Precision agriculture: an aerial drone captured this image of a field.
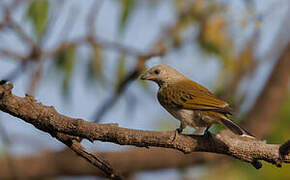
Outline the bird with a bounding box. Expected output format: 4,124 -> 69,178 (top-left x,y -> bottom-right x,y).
140,64 -> 254,138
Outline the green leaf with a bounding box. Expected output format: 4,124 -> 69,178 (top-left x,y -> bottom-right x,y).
116,55 -> 126,87
198,38 -> 222,55
87,45 -> 105,85
119,0 -> 136,33
26,0 -> 49,38
55,44 -> 76,95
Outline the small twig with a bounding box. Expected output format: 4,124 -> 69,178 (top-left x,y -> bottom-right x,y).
87,0 -> 104,39
56,136 -> 123,180
42,36 -> 142,59
0,49 -> 26,62
6,15 -> 34,48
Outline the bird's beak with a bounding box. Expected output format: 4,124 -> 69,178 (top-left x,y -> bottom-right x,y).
140,73 -> 150,80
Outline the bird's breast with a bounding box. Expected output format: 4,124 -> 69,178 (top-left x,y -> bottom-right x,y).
169,108 -> 194,123
157,87 -> 181,108
163,107 -> 214,128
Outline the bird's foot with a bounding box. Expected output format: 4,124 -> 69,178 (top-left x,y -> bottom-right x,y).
203,126 -> 212,138
176,127 -> 183,134
172,128 -> 183,142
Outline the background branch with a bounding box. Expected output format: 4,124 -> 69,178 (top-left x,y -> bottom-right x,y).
0,148 -> 224,179
241,43 -> 290,138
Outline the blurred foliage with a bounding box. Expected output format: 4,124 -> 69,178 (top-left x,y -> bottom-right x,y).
171,0 -> 221,48
26,0 -> 49,38
116,55 -> 127,87
268,94 -> 290,144
215,40 -> 255,102
55,44 -> 77,95
119,0 -> 136,33
198,14 -> 233,59
87,45 -> 105,86
171,0 -> 255,98
22,0 -> 259,100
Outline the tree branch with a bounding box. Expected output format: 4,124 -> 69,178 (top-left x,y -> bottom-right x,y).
0,83 -> 288,170
55,134 -> 123,180
0,148 -> 224,179
0,84 -> 123,179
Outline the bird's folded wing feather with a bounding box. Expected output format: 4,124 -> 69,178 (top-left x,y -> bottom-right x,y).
158,80 -> 232,114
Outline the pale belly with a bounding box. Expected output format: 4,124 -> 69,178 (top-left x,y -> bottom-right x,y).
166,108 -> 217,128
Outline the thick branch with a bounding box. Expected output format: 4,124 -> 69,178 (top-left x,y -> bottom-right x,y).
0,83 -> 289,169
0,84 -> 122,179
0,148 -> 224,179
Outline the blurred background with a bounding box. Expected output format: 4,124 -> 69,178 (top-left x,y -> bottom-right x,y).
0,0 -> 289,179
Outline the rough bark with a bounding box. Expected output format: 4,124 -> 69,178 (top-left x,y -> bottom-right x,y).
0,83 -> 289,172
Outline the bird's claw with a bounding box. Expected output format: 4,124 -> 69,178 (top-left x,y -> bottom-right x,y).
172,128 -> 182,142
176,127 -> 183,134
203,129 -> 212,138
202,126 -> 212,137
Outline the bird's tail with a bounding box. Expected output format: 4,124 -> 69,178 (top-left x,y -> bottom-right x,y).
219,117 -> 255,138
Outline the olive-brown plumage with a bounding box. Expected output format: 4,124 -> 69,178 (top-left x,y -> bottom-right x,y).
141,65 -> 253,137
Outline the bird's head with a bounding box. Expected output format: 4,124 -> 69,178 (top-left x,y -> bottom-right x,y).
140,65 -> 185,87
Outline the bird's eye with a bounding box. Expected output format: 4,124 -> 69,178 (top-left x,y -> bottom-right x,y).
154,69 -> 160,75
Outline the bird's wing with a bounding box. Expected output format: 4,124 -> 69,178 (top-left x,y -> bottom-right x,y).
158,79 -> 232,115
